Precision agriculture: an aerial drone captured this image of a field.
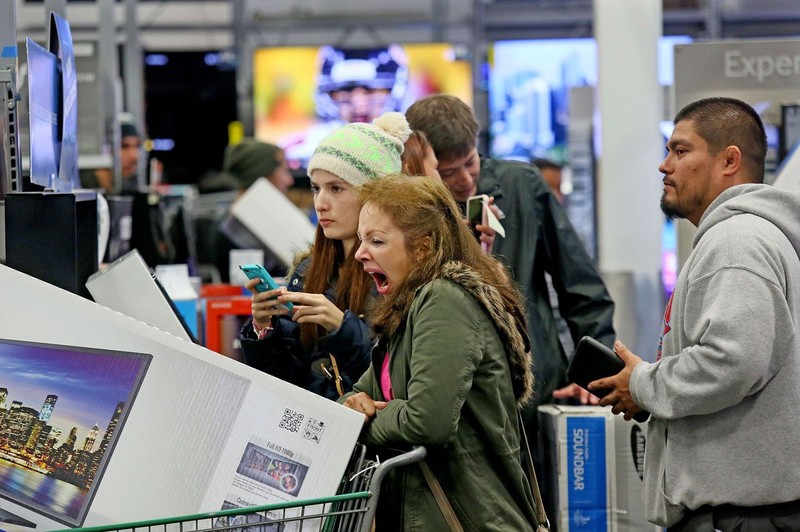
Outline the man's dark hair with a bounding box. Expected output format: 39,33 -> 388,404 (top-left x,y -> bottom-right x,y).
674,97 -> 767,182
406,95 -> 478,162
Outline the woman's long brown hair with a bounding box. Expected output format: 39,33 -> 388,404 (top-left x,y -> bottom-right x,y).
299,224 -> 374,349
357,174 -> 527,339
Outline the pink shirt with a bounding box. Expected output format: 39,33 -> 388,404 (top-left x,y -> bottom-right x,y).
380,351 -> 394,400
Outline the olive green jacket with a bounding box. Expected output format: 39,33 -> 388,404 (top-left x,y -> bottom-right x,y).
344,262 -> 537,531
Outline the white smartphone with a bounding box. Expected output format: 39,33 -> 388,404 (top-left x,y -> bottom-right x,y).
466,194 -> 489,242
466,194 -> 489,228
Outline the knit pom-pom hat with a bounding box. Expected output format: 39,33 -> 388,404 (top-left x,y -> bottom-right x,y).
306,112 -> 412,186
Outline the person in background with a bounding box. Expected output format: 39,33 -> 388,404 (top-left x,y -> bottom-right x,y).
81,114 -> 142,193
589,96 -> 800,531
343,174 -> 537,530
406,94 -> 615,472
239,112 -> 412,400
195,139 -> 294,282
199,139 -> 294,195
119,115 -> 142,192
532,157 -> 564,204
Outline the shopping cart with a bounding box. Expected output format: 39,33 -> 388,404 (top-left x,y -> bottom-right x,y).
63,445 -> 426,532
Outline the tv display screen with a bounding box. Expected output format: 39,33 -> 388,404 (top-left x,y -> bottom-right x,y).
26,38 -> 61,191
487,35 -> 692,162
253,43 -> 473,169
0,339 -> 151,527
50,12 -> 80,192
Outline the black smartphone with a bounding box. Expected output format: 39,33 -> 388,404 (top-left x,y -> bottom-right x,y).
567,336 -> 650,422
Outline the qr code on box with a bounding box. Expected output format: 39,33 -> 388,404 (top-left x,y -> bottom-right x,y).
279,408 -> 304,433
302,418 -> 325,444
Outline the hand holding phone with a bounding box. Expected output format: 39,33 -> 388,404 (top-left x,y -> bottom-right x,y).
567,336 -> 650,422
466,194 -> 490,251
466,194 -> 489,228
239,264 -> 294,312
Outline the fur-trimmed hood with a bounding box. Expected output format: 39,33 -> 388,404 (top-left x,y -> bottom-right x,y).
438,261 -> 534,406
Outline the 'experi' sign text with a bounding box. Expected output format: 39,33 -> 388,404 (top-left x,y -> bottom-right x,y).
676,39 -> 800,92
725,50 -> 800,83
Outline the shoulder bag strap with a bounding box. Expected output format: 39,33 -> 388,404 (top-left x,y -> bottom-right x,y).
419,459 -> 464,532
518,411 -> 551,531
327,354 -> 345,397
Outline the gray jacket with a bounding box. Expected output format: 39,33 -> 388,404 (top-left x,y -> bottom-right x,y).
630,184 -> 800,526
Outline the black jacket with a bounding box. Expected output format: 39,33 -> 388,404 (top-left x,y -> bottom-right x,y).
238,257 -> 373,400
478,158 -> 616,414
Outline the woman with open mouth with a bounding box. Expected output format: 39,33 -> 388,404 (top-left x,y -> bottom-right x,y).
342,175 -> 540,531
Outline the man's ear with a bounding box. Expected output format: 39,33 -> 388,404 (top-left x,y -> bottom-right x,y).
722,145 -> 742,177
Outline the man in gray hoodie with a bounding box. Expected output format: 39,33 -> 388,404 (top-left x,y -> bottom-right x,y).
589,97 -> 800,530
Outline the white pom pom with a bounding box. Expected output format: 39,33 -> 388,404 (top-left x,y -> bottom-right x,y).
373,112 -> 412,144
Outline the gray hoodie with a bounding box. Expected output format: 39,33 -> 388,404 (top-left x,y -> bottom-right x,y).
629,183 -> 800,526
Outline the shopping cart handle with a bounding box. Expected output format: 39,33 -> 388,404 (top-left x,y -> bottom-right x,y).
369,446 -> 426,490
355,446 -> 427,531
384,446 -> 427,468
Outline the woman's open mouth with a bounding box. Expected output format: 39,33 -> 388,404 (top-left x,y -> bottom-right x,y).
368,271 -> 390,295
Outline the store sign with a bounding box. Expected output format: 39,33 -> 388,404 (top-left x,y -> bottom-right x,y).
675,39 -> 800,94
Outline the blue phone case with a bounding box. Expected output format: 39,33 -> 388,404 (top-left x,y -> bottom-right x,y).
239,264 -> 293,311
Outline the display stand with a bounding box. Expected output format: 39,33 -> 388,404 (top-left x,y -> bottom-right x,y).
4,190 -> 98,298
0,0 -> 21,200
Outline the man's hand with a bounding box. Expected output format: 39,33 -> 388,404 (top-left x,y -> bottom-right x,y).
588,340 -> 644,421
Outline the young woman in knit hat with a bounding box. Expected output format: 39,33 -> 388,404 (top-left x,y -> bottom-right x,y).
238,112 -> 411,400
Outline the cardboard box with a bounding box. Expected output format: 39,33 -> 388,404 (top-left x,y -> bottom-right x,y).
86,249 -> 197,343
0,263 -> 364,531
538,405 -> 660,532
229,178 -> 315,269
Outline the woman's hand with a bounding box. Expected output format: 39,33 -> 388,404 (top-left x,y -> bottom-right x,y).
343,392 -> 388,424
247,278 -> 290,329
277,292 -> 345,332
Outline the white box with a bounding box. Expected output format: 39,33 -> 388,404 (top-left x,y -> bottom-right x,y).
229,178 -> 316,269
538,405 -> 660,532
0,263 -> 363,531
86,249 -> 197,343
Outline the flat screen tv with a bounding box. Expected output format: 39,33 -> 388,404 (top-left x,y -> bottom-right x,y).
49,12 -> 79,192
23,13 -> 79,193
26,37 -> 61,191
487,35 -> 692,162
253,43 -> 473,170
0,339 -> 151,527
